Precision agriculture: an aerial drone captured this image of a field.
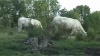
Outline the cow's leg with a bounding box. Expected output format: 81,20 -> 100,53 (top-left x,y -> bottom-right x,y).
65,32 -> 69,39
68,29 -> 75,39
54,25 -> 59,34
18,25 -> 22,32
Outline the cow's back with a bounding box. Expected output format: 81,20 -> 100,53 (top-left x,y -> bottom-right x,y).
18,17 -> 30,26
30,19 -> 43,29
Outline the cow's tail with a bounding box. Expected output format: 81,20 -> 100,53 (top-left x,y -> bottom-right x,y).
80,25 -> 87,36
40,25 -> 43,30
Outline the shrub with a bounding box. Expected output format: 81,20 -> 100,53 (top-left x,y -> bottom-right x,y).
94,34 -> 100,41
76,34 -> 84,41
27,24 -> 44,37
84,28 -> 95,41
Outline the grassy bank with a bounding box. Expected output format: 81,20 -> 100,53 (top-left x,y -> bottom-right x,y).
0,31 -> 100,56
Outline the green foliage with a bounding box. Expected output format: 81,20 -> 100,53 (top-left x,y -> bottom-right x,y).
33,0 -> 60,29
85,28 -> 95,41
73,5 -> 90,16
0,0 -> 26,28
85,11 -> 100,41
26,24 -> 44,37
95,35 -> 100,41
59,8 -> 68,17
51,32 -> 61,40
0,0 -> 60,30
90,11 -> 100,32
76,35 -> 84,41
59,8 -> 79,19
67,10 -> 80,19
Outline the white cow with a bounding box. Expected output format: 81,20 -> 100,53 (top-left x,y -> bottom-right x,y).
50,16 -> 87,38
18,17 -> 43,32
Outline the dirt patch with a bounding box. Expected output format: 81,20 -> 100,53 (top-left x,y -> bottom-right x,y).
85,47 -> 100,56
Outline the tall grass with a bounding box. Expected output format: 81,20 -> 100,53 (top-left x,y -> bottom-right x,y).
0,31 -> 33,56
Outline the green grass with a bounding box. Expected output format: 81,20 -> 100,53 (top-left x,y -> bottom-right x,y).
0,29 -> 100,56
51,40 -> 100,55
0,32 -> 35,56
